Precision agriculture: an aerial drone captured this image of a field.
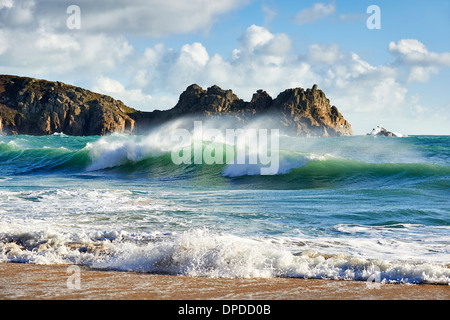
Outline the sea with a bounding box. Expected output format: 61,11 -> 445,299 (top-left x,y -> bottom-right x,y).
1,119 -> 449,285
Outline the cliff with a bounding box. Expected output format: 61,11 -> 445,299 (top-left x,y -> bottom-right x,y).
0,75 -> 136,136
0,75 -> 353,137
135,83 -> 353,136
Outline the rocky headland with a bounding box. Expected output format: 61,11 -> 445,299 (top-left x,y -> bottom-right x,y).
0,74 -> 353,137
0,75 -> 136,136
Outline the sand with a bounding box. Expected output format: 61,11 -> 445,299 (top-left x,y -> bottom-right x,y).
0,262 -> 449,300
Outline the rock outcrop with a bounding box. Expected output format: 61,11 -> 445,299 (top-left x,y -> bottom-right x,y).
0,75 -> 353,137
133,83 -> 353,137
0,75 -> 136,135
367,126 -> 404,137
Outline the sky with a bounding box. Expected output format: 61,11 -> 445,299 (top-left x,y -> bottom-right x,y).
1,0 -> 449,135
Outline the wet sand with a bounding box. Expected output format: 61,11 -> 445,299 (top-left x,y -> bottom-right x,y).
0,263 -> 449,300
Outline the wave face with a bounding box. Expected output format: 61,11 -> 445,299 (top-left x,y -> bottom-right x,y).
0,134 -> 92,175
1,131 -> 448,190
1,124 -> 449,284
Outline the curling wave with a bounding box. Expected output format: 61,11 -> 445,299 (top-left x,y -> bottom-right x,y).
1,134 -> 449,190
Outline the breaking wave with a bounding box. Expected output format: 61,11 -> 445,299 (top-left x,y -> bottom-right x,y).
1,226 -> 449,284
1,135 -> 448,191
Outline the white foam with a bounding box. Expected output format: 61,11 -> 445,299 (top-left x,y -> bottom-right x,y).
86,121 -> 196,171
0,188 -> 188,236
1,227 -> 449,284
92,230 -> 450,283
85,117 -> 306,172
86,136 -> 158,171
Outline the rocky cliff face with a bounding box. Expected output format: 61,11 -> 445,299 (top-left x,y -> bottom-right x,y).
269,84 -> 352,136
145,83 -> 353,137
0,75 -> 136,135
0,75 -> 353,137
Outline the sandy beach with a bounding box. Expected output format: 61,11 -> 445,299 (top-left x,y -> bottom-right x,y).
0,262 -> 448,300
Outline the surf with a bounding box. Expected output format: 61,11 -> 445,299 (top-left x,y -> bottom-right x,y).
1,133 -> 449,191
1,226 -> 449,284
1,132 -> 449,285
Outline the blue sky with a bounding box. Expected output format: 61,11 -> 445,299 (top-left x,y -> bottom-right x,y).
1,0 -> 449,134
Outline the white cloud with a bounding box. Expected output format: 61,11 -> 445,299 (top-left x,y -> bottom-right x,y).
34,27 -> 80,51
1,0 -> 245,37
389,39 -> 450,66
1,2 -> 447,135
238,25 -> 275,53
213,26 -> 311,97
166,42 -> 211,92
123,26 -> 414,135
93,77 -> 126,94
262,5 -> 277,25
389,39 -> 450,83
0,30 -> 9,55
125,32 -> 445,134
308,43 -> 341,64
178,43 -> 210,67
0,0 -> 34,27
293,2 -> 336,25
130,70 -> 149,89
389,39 -> 428,56
317,53 -> 405,114
235,25 -> 293,66
124,25 -> 306,102
92,76 -> 155,110
259,33 -> 293,57
0,0 -> 13,9
123,24 -> 408,120
407,66 -> 439,83
0,24 -> 133,78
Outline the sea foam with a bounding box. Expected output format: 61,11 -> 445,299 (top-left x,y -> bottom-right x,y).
1,225 -> 449,284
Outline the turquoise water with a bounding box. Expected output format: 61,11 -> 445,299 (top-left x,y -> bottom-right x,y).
1,126 -> 449,284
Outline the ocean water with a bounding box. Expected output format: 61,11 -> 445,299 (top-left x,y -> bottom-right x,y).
1,120 -> 449,285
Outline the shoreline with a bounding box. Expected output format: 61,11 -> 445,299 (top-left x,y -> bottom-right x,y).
1,262 -> 448,300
